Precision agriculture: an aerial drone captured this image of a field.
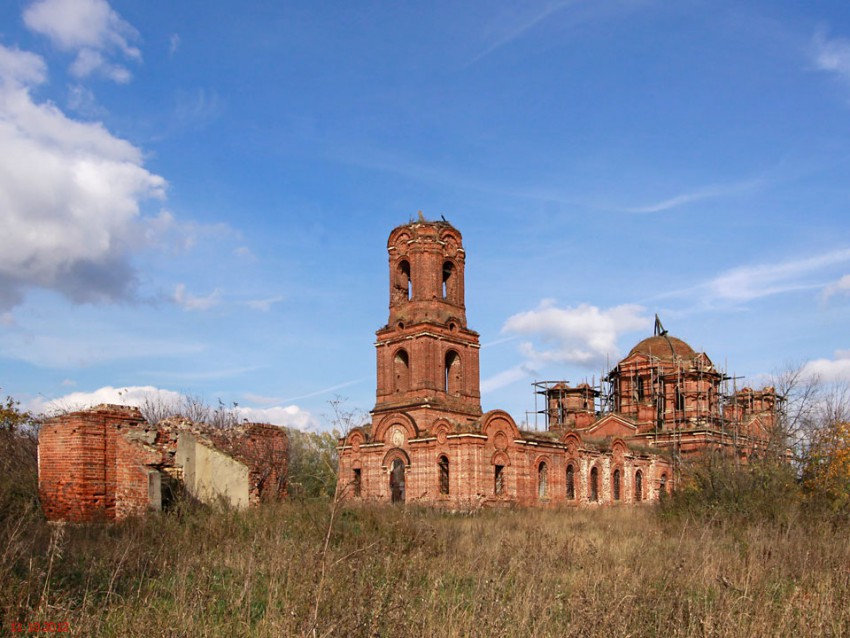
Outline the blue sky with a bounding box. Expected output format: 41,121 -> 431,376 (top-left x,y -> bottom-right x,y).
1,0 -> 849,430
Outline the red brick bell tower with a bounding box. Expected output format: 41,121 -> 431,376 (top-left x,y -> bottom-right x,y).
372,216 -> 482,432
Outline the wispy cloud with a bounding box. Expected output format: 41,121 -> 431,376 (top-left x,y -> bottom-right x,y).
279,377 -> 370,404
468,1 -> 575,65
704,249 -> 850,304
245,295 -> 283,312
620,178 -> 763,214
822,274 -> 850,300
812,31 -> 850,84
173,283 -> 221,311
657,247 -> 850,309
481,364 -> 534,394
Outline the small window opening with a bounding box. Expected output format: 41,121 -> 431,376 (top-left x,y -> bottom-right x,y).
659,473 -> 668,499
635,470 -> 643,502
538,461 -> 548,499
566,464 -> 575,500
637,376 -> 645,401
445,351 -> 461,395
676,386 -> 685,412
396,259 -> 411,302
442,261 -> 455,300
494,464 -> 505,496
590,467 -> 599,502
353,468 -> 362,498
393,349 -> 410,393
438,455 -> 449,495
613,469 -> 621,501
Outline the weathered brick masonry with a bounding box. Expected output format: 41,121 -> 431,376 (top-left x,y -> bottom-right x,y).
338,218 -> 778,508
38,405 -> 287,522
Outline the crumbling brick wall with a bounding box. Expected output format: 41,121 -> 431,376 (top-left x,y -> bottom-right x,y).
38,405 -> 146,522
38,405 -> 288,523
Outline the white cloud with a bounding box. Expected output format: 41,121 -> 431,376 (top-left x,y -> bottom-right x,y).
173,283 -> 221,312
502,301 -> 651,369
704,249 -> 850,303
822,274 -> 850,300
802,350 -> 850,383
169,34 -> 181,56
812,31 -> 850,83
621,178 -> 762,214
29,385 -> 183,415
481,365 -> 533,394
245,295 -> 283,312
0,43 -> 167,310
235,405 -> 318,431
0,330 -> 205,368
28,385 -> 319,431
23,0 -> 140,81
470,1 -> 574,65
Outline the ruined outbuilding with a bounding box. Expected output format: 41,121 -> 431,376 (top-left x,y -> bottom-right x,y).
38,405 -> 287,522
338,218 -> 779,507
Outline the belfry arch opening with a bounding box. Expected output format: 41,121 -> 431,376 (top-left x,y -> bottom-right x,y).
442,261 -> 456,301
445,351 -> 462,395
393,349 -> 410,393
396,259 -> 411,302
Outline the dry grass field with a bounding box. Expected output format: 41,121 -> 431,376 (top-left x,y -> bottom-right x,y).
3,492 -> 850,637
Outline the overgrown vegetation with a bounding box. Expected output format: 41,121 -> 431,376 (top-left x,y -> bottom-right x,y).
4,386 -> 850,635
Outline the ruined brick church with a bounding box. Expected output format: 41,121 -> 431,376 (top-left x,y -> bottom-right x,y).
337,218 -> 778,507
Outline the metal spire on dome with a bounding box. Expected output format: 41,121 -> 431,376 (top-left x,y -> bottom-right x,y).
654,314 -> 668,337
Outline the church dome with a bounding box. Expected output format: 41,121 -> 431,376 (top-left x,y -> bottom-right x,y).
628,335 -> 696,361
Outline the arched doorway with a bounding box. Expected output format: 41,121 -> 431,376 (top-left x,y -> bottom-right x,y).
390,458 -> 406,504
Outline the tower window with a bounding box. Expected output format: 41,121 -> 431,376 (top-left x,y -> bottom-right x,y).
566,464 -> 575,500
637,376 -> 645,401
445,351 -> 462,395
494,464 -> 505,496
442,261 -> 455,301
393,349 -> 410,392
396,259 -> 411,302
438,455 -> 449,495
353,468 -> 361,497
676,386 -> 685,412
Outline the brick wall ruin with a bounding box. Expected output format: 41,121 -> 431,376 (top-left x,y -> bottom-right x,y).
38,405 -> 287,523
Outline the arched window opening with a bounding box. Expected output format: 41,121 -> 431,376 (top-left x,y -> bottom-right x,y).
676,386 -> 685,412
438,455 -> 450,495
557,400 -> 564,424
637,376 -> 645,401
538,462 -> 548,499
494,464 -> 505,496
395,260 -> 411,302
566,464 -> 575,500
390,459 -> 405,504
635,470 -> 643,502
393,349 -> 410,393
590,467 -> 599,502
353,468 -> 362,498
445,351 -> 462,395
659,473 -> 668,499
613,469 -> 621,501
442,261 -> 455,301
